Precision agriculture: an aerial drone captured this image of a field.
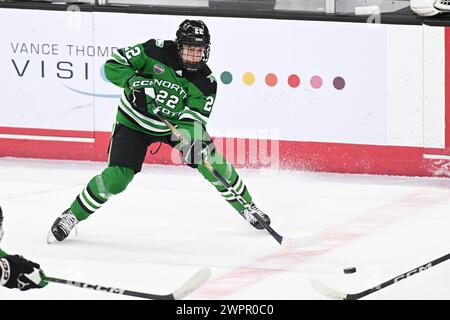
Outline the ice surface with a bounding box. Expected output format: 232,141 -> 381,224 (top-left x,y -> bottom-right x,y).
1,157 -> 449,300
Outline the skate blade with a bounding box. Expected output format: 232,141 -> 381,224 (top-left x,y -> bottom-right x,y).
46,226 -> 78,244
46,230 -> 59,244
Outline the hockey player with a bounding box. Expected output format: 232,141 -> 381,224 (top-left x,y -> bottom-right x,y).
0,206 -> 48,291
48,19 -> 271,242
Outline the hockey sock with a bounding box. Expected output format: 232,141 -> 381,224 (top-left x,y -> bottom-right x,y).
70,166 -> 134,220
197,151 -> 252,213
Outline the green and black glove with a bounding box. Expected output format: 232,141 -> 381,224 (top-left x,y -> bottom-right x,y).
0,254 -> 48,291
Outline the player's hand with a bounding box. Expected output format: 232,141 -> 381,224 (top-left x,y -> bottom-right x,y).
182,139 -> 210,169
127,73 -> 154,91
0,255 -> 48,290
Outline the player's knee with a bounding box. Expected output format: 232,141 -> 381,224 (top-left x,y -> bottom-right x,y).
102,166 -> 134,194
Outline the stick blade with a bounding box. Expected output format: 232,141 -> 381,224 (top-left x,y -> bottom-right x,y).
310,279 -> 348,300
281,233 -> 323,248
172,267 -> 211,300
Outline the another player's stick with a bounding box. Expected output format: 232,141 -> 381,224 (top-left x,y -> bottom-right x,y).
45,267 -> 211,300
152,107 -> 321,248
311,253 -> 450,300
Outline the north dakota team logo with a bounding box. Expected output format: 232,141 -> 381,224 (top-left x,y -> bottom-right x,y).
153,64 -> 165,75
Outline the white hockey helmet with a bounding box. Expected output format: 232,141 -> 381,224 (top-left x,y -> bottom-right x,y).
410,0 -> 442,16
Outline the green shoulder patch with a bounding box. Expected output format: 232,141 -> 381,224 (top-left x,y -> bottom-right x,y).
155,39 -> 164,48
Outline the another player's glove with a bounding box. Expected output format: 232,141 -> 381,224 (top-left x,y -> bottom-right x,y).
0,255 -> 48,291
182,139 -> 211,169
127,73 -> 154,91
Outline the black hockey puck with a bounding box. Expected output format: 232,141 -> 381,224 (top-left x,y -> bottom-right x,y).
343,267 -> 356,274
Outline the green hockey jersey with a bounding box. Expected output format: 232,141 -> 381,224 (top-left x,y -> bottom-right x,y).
104,39 -> 217,140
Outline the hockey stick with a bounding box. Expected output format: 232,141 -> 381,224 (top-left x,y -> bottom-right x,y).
311,253 -> 450,300
152,107 -> 321,248
45,267 -> 211,300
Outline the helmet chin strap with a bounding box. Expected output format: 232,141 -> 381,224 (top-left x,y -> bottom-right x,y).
181,59 -> 204,71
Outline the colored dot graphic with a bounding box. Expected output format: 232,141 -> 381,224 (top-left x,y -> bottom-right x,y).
242,72 -> 255,85
218,71 -> 346,90
220,71 -> 233,85
310,75 -> 323,89
265,73 -> 278,87
333,76 -> 346,90
287,74 -> 300,88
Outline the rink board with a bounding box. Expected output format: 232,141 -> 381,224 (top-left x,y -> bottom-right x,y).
0,9 -> 449,177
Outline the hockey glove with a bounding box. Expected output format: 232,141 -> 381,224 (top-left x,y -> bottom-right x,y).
0,255 -> 48,290
182,139 -> 211,169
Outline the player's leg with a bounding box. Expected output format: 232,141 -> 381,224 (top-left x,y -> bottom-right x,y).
196,149 -> 271,229
48,124 -> 152,242
168,124 -> 271,230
